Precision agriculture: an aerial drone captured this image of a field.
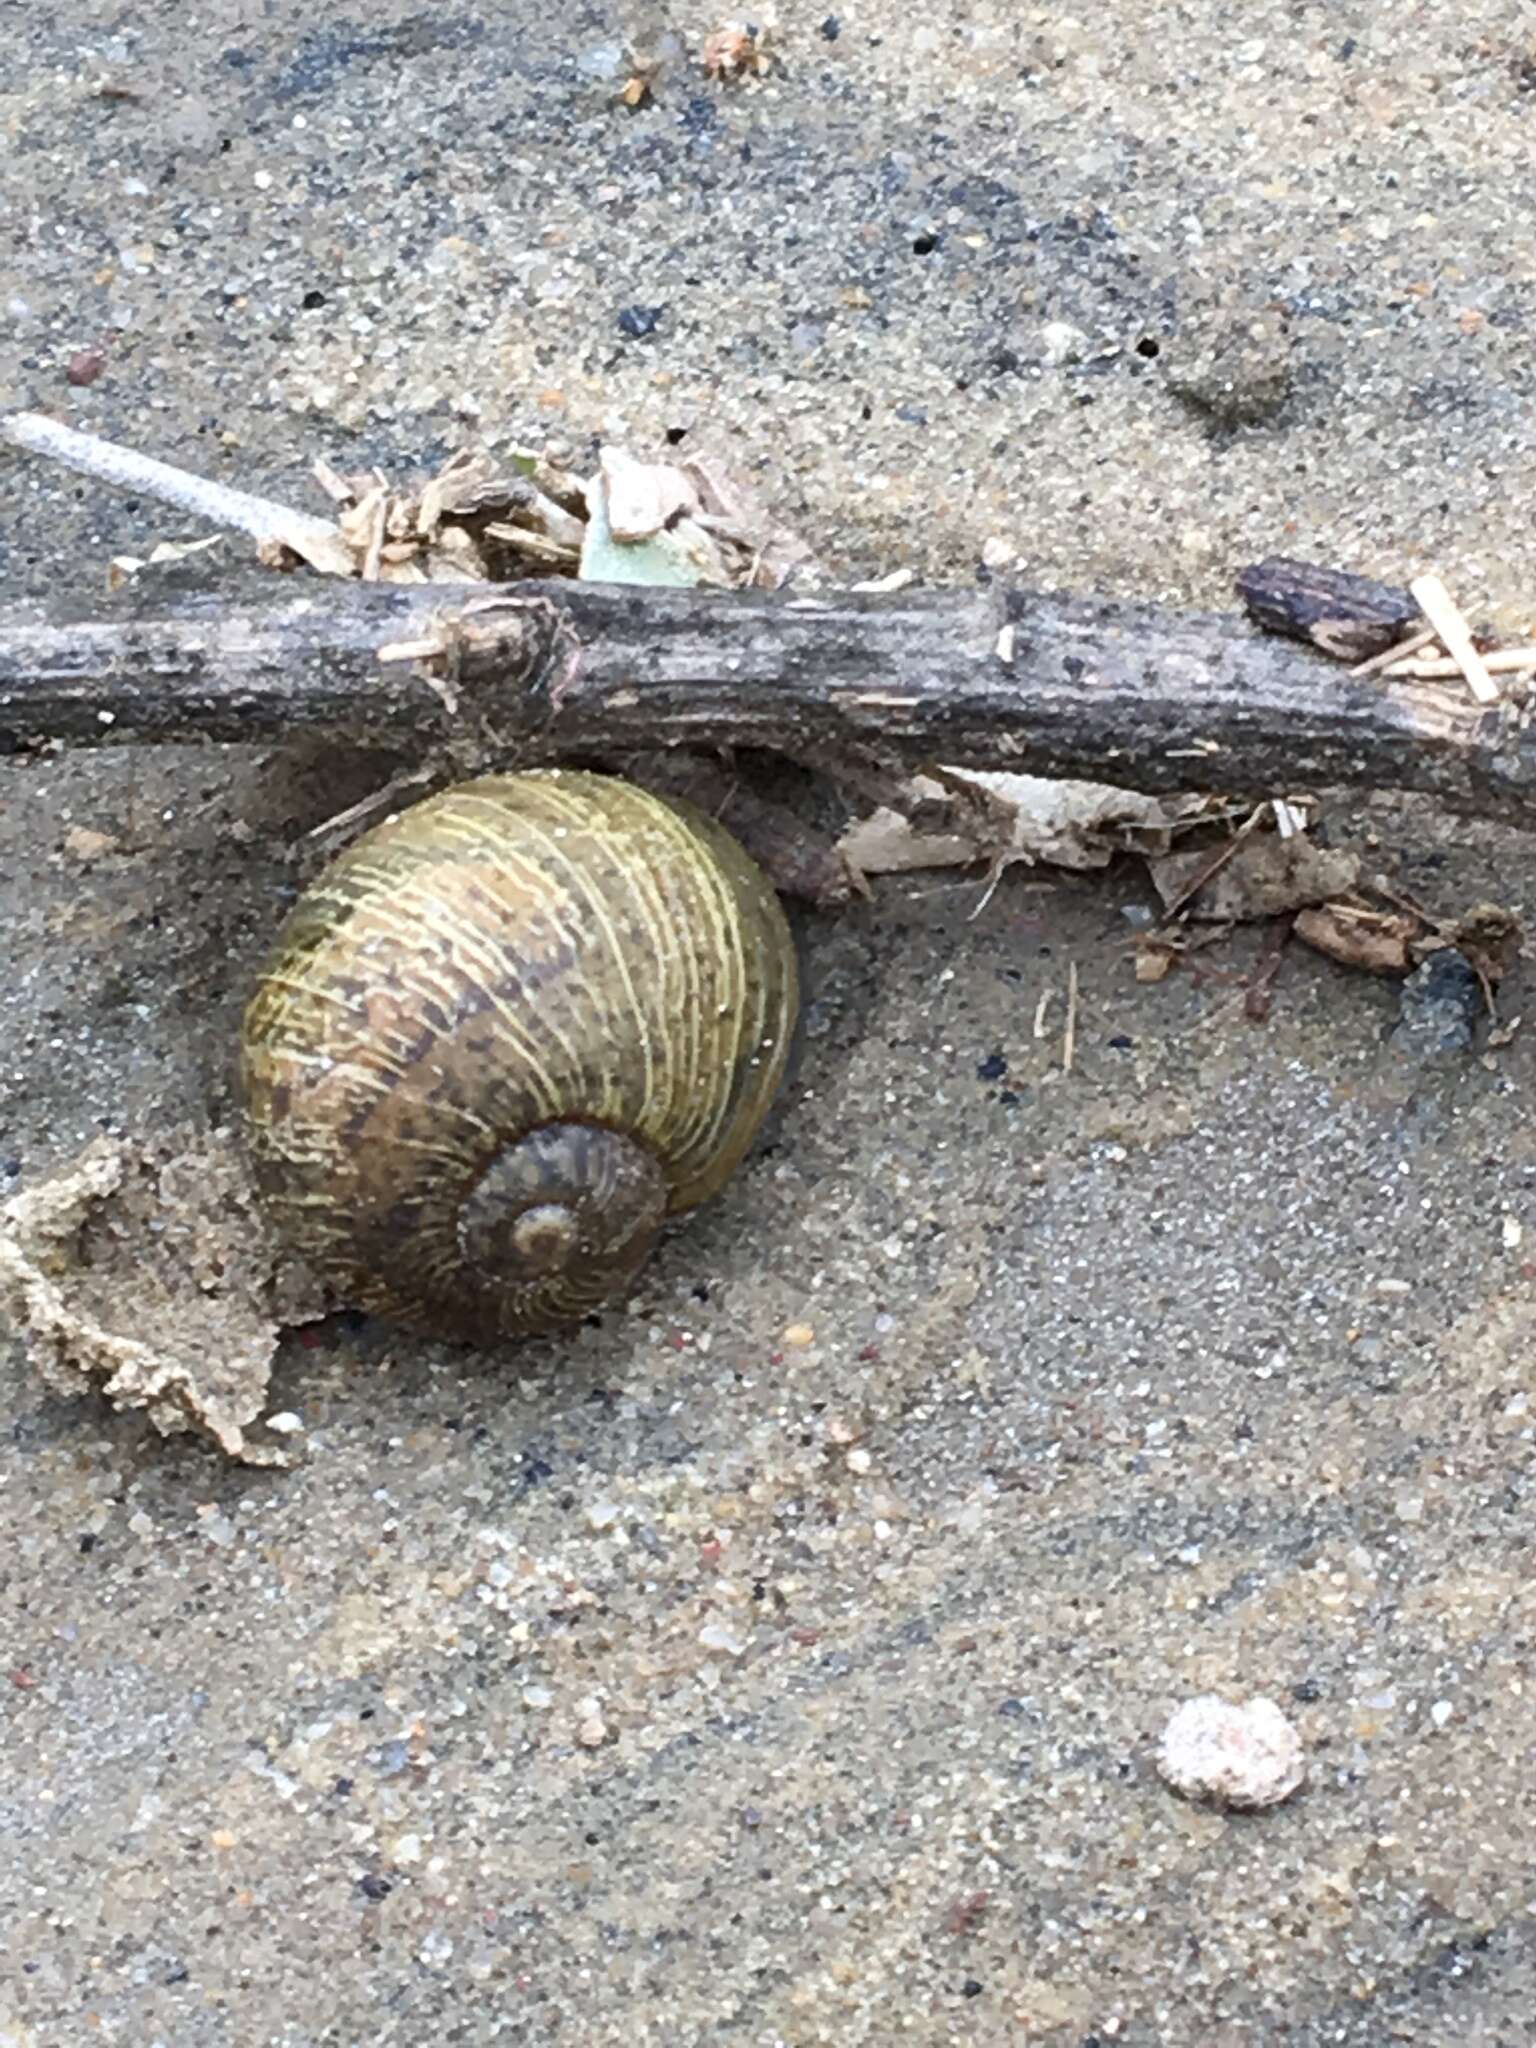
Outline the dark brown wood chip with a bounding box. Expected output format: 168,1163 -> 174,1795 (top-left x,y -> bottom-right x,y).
1235,557 -> 1420,662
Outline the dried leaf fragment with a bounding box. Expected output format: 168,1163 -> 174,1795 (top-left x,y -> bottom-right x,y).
837,771 -> 1220,886
1148,834 -> 1358,923
1444,900 -> 1523,984
1294,902 -> 1417,976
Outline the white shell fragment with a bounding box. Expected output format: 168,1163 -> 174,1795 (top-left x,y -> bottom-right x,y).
1156,1695 -> 1306,1811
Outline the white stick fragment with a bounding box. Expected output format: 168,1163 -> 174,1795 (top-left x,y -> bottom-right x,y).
1349,624 -> 1438,677
1382,646 -> 1536,681
1409,574 -> 1499,704
1,409 -> 357,578
1064,960 -> 1079,1073
849,567 -> 915,594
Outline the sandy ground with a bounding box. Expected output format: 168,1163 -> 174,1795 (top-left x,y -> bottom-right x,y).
6,5 -> 1536,2043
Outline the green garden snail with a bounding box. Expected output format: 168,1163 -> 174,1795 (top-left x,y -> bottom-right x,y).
240,769 -> 799,1342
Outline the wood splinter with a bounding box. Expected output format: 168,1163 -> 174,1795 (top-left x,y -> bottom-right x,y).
1408,574 -> 1500,705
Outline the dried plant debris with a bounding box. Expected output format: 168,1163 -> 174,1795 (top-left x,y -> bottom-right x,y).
836,777 -> 1472,1008
837,771 -> 1225,888
581,448 -> 735,588
0,1126 -> 328,1466
1134,795 -> 1522,1002
1442,899 -> 1525,984
306,447 -> 590,584
1237,554 -> 1536,702
1295,892 -> 1521,992
702,14 -> 778,81
1292,901 -> 1420,977
580,444 -> 819,590
1148,830 -> 1358,923
105,533 -> 227,591
0,410 -> 820,594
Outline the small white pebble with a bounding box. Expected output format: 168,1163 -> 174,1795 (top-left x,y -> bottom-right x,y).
576,1716 -> 608,1748
520,1685 -> 553,1711
391,1832 -> 423,1864
1038,319 -> 1088,365
585,1500 -> 620,1531
1157,1695 -> 1305,1811
264,1410 -> 304,1435
1430,1699 -> 1454,1729
417,1928 -> 453,1968
980,534 -> 1013,569
1502,1215 -> 1523,1250
698,1621 -> 747,1657
845,1447 -> 872,1475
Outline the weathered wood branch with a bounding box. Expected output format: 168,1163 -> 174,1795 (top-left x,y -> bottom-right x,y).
2,576 -> 1534,828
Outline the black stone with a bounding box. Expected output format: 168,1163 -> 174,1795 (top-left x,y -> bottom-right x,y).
617,304 -> 665,340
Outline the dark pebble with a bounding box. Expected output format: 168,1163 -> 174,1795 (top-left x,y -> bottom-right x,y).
2,1158 -> 21,1178
976,1051 -> 1008,1082
1391,949 -> 1481,1061
1107,1033 -> 1134,1050
616,304 -> 665,339
962,1979 -> 983,1997
894,404 -> 928,424
357,1874 -> 392,1901
1291,1677 -> 1323,1702
820,15 -> 841,37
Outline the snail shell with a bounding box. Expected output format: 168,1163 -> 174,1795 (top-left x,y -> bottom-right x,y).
240,769 -> 799,1341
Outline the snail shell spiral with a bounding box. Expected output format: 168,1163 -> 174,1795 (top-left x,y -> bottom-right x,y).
240,769 -> 799,1341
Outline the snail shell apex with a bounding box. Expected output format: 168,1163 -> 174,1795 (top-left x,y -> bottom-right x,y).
240,769 -> 799,1340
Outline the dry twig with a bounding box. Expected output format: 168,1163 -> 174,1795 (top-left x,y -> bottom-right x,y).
1409,574 -> 1499,705
0,410 -> 355,577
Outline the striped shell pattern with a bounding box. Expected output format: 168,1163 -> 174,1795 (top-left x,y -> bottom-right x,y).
240,770 -> 799,1341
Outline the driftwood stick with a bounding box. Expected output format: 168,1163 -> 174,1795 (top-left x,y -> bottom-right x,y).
1,577 -> 1533,827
